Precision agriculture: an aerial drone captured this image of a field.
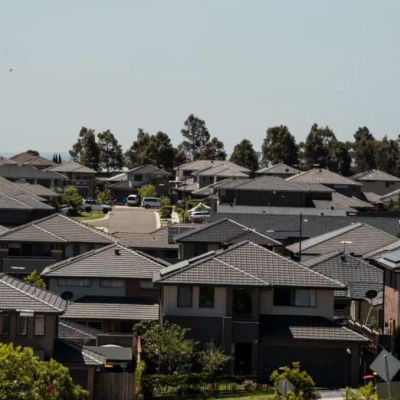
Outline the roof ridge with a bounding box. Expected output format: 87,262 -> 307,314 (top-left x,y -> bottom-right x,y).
0,191 -> 34,209
246,241 -> 345,288
34,223 -> 67,242
225,219 -> 281,245
0,274 -> 66,312
175,219 -> 228,241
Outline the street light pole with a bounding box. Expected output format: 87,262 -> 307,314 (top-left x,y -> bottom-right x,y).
298,213 -> 302,262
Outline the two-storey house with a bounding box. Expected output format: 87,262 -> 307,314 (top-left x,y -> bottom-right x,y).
154,241 -> 368,387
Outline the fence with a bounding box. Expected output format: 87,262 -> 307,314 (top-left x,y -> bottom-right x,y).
94,372 -> 135,400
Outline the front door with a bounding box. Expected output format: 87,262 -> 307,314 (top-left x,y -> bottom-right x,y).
234,343 -> 252,375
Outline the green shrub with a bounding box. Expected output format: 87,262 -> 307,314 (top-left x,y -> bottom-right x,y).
161,196 -> 171,207
198,342 -> 230,376
270,362 -> 319,400
138,184 -> 157,198
134,360 -> 146,394
160,206 -> 173,219
344,383 -> 377,400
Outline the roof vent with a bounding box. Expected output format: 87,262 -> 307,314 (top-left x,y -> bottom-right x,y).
350,252 -> 355,256
340,254 -> 347,263
114,248 -> 120,256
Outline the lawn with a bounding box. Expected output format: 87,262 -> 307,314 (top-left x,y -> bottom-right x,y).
72,211 -> 106,222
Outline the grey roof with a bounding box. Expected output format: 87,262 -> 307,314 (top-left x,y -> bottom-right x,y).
302,251 -> 383,298
62,297 -> 159,320
156,241 -> 344,289
380,188 -> 400,202
216,175 -> 318,192
363,240 -> 400,260
58,320 -> 100,343
54,339 -> 106,366
353,170 -> 400,182
256,163 -> 300,176
211,212 -> 400,241
0,156 -> 16,165
0,273 -> 66,313
175,218 -> 281,247
45,161 -> 96,174
14,182 -> 60,198
85,345 -> 132,361
194,164 -> 249,178
42,243 -> 164,279
287,168 -> 362,186
128,164 -> 171,176
0,213 -> 115,243
0,165 -> 67,180
191,179 -> 234,196
115,226 -> 180,250
0,225 -> 8,234
177,160 -> 249,173
11,152 -> 55,167
286,223 -> 399,257
362,192 -> 383,204
312,192 -> 373,211
259,315 -> 368,342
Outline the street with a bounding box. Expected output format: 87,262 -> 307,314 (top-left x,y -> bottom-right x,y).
86,206 -> 158,234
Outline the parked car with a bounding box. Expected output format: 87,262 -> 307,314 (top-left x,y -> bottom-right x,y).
127,194 -> 140,207
141,197 -> 161,209
190,210 -> 210,222
81,199 -> 112,214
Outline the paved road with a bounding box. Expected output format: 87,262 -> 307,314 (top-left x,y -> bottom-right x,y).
86,206 -> 158,234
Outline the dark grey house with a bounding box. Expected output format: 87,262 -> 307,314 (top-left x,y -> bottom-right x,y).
154,241 -> 368,387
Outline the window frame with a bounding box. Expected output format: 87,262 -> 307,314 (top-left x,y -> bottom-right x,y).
16,316 -> 28,336
99,279 -> 125,288
0,313 -> 10,335
177,286 -> 193,308
57,278 -> 92,287
273,288 -> 316,308
34,314 -> 45,336
199,286 -> 215,308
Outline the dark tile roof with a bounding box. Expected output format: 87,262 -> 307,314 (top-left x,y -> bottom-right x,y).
0,213 -> 115,243
0,273 -> 66,313
353,170 -> 400,182
14,182 -> 60,198
177,160 -> 249,173
85,346 -> 132,361
286,223 -> 399,257
302,251 -> 383,299
54,339 -> 106,366
174,218 -> 281,246
0,165 -> 67,180
62,296 -> 159,320
156,241 -> 344,289
259,315 -> 368,342
256,163 -> 300,176
58,320 -> 100,344
287,168 -> 362,186
210,212 -> 400,240
348,282 -> 383,306
313,192 -> 373,211
129,164 -> 170,176
194,164 -> 249,178
42,243 -> 164,279
45,161 -> 96,174
364,240 -> 400,260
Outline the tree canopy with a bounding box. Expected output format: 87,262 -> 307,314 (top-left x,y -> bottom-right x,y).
230,139 -> 259,171
24,270 -> 46,289
69,127 -> 100,171
97,130 -> 124,172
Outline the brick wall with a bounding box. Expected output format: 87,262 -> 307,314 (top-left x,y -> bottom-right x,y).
384,285 -> 400,329
125,279 -> 159,302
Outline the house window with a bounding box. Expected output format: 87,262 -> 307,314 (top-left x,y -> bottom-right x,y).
140,280 -> 155,289
273,288 -> 293,306
100,279 -> 124,288
34,314 -> 45,336
17,316 -> 27,336
273,288 -> 316,308
58,278 -> 91,287
199,286 -> 214,308
8,244 -> 21,257
233,289 -> 252,315
177,286 -> 192,307
133,174 -> 143,182
385,182 -> 390,188
0,314 -> 10,335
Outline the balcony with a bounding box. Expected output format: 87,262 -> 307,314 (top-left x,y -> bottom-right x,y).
2,257 -> 57,275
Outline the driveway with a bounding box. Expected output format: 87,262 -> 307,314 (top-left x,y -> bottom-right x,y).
86,206 -> 158,234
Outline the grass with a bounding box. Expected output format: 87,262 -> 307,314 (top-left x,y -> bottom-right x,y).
72,211 -> 106,222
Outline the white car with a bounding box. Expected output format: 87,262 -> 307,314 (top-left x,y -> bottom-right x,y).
82,199 -> 112,214
126,194 -> 140,207
190,210 -> 210,222
141,197 -> 161,209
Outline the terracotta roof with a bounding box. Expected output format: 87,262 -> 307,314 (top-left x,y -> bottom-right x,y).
287,168 -> 362,186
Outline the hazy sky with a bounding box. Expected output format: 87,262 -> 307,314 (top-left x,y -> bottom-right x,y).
1,1 -> 400,156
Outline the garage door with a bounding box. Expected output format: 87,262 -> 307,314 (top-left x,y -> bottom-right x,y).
261,345 -> 349,387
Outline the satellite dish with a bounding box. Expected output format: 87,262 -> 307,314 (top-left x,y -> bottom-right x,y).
61,291 -> 73,301
366,290 -> 378,300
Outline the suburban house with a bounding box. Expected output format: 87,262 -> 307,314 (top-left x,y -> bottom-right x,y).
11,152 -> 56,170
287,168 -> 363,196
0,176 -> 55,226
0,165 -> 67,191
13,182 -> 60,202
45,161 -> 97,198
215,175 -> 369,215
0,213 -> 115,276
174,218 -> 282,259
175,160 -> 249,181
286,223 -> 399,261
0,273 -> 66,358
154,241 -> 368,387
210,212 -> 400,245
193,164 -> 250,189
108,164 -> 171,202
302,251 -> 383,325
256,163 -> 300,178
0,156 -> 16,165
353,169 -> 400,196
41,243 -> 164,333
